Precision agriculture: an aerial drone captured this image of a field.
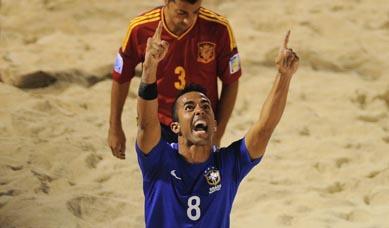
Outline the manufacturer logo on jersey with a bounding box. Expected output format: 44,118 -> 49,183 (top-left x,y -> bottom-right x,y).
170,170 -> 182,180
197,42 -> 216,64
113,53 -> 123,74
204,167 -> 221,194
229,53 -> 241,74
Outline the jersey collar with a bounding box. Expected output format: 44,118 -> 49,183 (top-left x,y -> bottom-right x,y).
161,6 -> 198,40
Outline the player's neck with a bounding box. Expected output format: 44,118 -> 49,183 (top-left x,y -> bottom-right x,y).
178,140 -> 212,164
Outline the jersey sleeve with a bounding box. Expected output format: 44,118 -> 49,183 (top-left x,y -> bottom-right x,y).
216,21 -> 242,85
135,139 -> 170,181
112,23 -> 142,83
223,138 -> 262,184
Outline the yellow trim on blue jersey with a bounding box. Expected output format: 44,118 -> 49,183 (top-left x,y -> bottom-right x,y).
198,12 -> 237,51
121,10 -> 161,51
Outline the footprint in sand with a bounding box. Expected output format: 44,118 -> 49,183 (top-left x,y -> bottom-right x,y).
95,174 -> 112,184
6,164 -> 23,171
352,89 -> 389,113
299,21 -> 321,34
0,189 -> 20,197
357,113 -> 387,123
276,214 -> 294,226
335,157 -> 350,169
0,189 -> 21,209
380,21 -> 389,30
66,195 -> 125,222
374,89 -> 389,109
366,170 -> 381,179
337,209 -> 371,223
344,143 -> 362,150
11,70 -> 57,89
351,91 -> 367,109
0,165 -> 24,207
67,195 -> 98,219
235,99 -> 249,116
31,169 -> 54,194
364,188 -> 389,206
298,126 -> 310,136
324,182 -> 345,194
85,153 -> 103,169
313,162 -> 331,174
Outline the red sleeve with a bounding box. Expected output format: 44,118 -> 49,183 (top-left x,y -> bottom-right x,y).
216,23 -> 242,85
112,25 -> 142,84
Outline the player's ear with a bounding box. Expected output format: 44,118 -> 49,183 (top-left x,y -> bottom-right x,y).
170,121 -> 181,135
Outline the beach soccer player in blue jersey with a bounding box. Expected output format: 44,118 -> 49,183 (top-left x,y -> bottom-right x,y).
135,21 -> 299,228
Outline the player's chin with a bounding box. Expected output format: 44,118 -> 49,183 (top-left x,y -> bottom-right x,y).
191,130 -> 211,143
192,129 -> 209,137
178,24 -> 190,31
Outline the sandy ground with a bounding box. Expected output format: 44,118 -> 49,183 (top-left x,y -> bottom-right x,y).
1,0 -> 389,227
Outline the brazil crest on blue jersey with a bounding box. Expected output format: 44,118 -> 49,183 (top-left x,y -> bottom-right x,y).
136,138 -> 262,228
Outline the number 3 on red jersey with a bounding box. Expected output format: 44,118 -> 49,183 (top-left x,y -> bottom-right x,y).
174,66 -> 186,90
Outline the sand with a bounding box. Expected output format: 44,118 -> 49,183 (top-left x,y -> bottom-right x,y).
1,0 -> 389,227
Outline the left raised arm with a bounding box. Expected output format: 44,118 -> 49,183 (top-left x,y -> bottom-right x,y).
245,31 -> 299,159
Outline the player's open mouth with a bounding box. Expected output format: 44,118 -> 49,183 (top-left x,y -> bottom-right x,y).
193,120 -> 208,133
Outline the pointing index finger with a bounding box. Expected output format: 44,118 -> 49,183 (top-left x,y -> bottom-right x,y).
283,30 -> 291,49
153,21 -> 163,41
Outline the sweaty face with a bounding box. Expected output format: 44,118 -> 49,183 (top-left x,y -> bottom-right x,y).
164,0 -> 202,35
175,92 -> 216,145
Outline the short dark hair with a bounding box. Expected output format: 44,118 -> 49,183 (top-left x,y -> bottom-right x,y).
168,0 -> 199,4
171,84 -> 208,122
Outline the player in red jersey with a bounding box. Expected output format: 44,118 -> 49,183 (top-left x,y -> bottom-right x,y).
108,0 -> 242,159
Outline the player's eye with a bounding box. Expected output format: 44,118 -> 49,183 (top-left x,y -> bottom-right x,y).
185,104 -> 194,111
202,104 -> 210,110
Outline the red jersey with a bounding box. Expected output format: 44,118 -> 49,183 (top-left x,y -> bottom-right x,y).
112,6 -> 242,126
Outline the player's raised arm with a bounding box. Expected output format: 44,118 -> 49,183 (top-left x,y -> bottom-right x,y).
245,31 -> 299,160
137,22 -> 169,154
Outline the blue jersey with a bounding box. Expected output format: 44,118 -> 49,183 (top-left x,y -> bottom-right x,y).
136,138 -> 262,228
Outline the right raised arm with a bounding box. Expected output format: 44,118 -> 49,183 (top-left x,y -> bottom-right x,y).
245,31 -> 299,160
137,22 -> 169,154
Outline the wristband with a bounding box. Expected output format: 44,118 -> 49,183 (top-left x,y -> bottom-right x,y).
138,82 -> 158,100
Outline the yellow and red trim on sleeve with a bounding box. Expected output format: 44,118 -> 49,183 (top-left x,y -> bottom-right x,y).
199,8 -> 237,51
121,8 -> 161,51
